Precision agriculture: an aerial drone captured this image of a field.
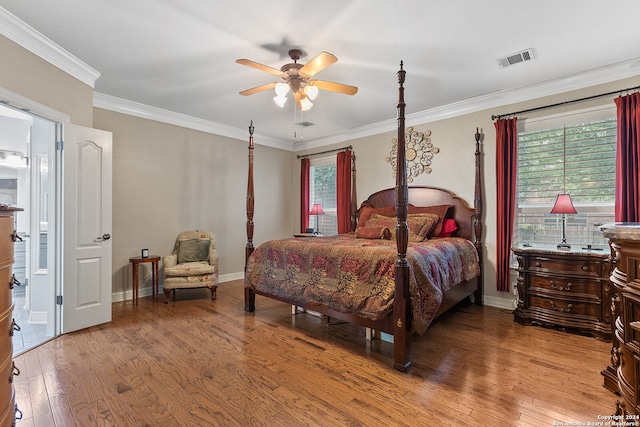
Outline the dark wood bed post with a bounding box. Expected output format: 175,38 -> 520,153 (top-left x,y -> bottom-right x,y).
350,151 -> 358,232
245,120 -> 256,312
393,62 -> 412,372
474,127 -> 484,305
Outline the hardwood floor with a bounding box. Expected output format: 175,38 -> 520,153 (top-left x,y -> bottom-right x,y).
13,279 -> 618,426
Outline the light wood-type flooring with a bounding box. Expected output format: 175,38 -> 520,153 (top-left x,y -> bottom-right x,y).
13,280 -> 618,426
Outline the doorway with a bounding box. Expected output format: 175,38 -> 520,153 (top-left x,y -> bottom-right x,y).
0,103 -> 58,355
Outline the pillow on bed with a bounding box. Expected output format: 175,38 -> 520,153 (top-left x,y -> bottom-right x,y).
367,213 -> 439,242
407,204 -> 450,237
437,218 -> 458,238
356,205 -> 396,229
356,226 -> 392,240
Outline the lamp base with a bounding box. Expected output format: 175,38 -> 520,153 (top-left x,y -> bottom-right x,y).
556,243 -> 571,251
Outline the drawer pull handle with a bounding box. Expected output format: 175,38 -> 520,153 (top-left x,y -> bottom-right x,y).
9,362 -> 20,383
550,301 -> 572,313
9,318 -> 20,336
582,265 -> 589,271
11,230 -> 22,242
550,281 -> 572,292
15,404 -> 22,420
536,262 -> 542,267
9,274 -> 20,289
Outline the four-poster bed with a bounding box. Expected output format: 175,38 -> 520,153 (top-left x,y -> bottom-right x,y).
244,63 -> 484,371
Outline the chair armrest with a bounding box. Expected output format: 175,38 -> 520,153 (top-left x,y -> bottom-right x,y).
209,250 -> 219,272
163,254 -> 177,268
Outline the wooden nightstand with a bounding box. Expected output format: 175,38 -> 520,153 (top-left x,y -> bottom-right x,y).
512,246 -> 612,341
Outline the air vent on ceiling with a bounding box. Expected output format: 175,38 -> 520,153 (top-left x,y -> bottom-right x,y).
497,48 -> 536,68
295,121 -> 314,128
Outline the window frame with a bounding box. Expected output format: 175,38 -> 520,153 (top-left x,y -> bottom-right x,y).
309,155 -> 337,235
514,105 -> 616,250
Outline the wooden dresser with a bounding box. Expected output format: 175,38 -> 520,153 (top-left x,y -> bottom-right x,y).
601,224 -> 640,416
512,246 -> 612,341
0,206 -> 22,427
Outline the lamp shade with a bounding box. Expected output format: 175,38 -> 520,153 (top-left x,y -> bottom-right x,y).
304,84 -> 318,100
550,194 -> 577,215
273,95 -> 287,108
299,96 -> 313,111
310,203 -> 325,215
275,82 -> 290,96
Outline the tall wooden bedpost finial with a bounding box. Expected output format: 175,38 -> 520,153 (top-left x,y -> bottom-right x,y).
473,127 -> 484,305
396,60 -> 407,256
394,61 -> 411,372
245,120 -> 256,312
246,120 -> 255,264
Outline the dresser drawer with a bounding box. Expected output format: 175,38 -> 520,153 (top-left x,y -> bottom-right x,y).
0,216 -> 13,268
0,389 -> 15,427
0,354 -> 16,418
0,267 -> 13,313
0,306 -> 15,364
526,255 -> 603,277
529,274 -> 600,298
529,295 -> 600,319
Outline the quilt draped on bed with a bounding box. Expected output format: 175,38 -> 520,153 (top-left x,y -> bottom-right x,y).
244,234 -> 480,334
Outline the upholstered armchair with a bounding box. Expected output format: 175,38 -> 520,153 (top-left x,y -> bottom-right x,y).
162,230 -> 219,303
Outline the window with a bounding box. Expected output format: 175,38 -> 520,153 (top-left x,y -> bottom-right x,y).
309,157 -> 337,235
515,107 -> 616,249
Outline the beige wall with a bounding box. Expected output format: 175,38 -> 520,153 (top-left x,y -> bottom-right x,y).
0,35 -> 94,126
93,109 -> 294,296
2,31 -> 639,306
293,75 -> 640,307
1,33 -> 294,298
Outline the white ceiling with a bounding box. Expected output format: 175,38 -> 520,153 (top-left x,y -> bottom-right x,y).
1,1 -> 640,150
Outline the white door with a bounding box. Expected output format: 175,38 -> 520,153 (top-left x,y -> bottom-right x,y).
62,124 -> 112,333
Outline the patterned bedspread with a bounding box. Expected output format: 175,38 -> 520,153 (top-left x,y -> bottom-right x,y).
244,234 -> 480,334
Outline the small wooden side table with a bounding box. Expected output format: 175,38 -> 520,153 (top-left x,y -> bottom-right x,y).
129,255 -> 160,304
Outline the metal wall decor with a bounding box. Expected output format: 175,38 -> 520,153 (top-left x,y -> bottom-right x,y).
385,127 -> 439,182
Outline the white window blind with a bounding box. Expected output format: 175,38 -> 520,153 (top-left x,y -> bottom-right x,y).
309,156 -> 337,235
515,111 -> 616,249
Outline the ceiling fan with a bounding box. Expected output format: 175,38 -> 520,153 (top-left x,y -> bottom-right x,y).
236,49 -> 358,111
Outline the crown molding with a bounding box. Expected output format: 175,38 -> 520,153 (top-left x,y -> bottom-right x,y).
98,58 -> 640,153
5,3 -> 637,151
0,6 -> 100,88
298,57 -> 640,150
93,92 -> 291,150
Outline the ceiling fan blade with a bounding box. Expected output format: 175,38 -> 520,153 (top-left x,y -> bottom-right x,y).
299,51 -> 337,76
294,91 -> 302,109
236,59 -> 285,77
239,82 -> 277,96
312,80 -> 358,95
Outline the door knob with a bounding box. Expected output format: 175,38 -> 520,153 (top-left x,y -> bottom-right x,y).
97,233 -> 111,241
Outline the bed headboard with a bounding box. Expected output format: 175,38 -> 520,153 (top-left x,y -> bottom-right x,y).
357,186 -> 475,241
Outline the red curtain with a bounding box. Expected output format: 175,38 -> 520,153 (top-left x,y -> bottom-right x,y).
336,150 -> 352,234
495,118 -> 518,292
300,158 -> 310,233
615,92 -> 640,222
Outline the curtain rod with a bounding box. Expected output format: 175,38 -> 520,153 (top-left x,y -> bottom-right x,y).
296,145 -> 352,159
491,84 -> 640,121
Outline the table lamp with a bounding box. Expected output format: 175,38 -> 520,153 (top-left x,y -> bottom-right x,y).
550,193 -> 577,250
309,203 -> 325,234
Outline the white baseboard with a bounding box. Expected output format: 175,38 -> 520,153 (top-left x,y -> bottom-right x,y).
113,270 -> 517,314
483,295 -> 517,311
112,271 -> 244,303
28,310 -> 47,324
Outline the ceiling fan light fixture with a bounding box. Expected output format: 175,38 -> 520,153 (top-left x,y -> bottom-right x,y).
304,84 -> 318,100
273,95 -> 287,108
299,96 -> 313,111
275,82 -> 290,96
